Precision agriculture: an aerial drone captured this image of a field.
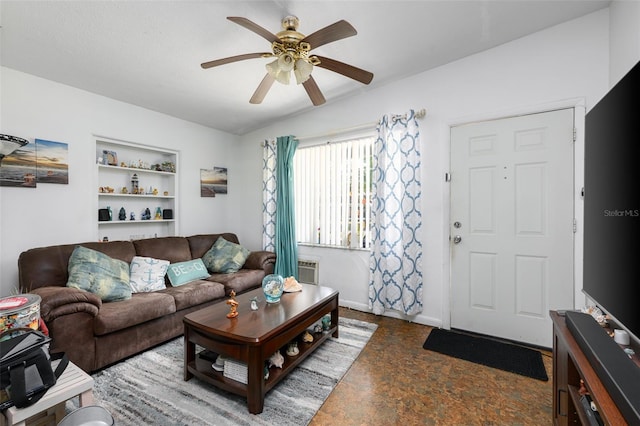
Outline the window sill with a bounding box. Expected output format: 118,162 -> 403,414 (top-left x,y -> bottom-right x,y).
297,242 -> 370,252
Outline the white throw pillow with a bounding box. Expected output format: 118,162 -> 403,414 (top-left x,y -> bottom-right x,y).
129,256 -> 170,293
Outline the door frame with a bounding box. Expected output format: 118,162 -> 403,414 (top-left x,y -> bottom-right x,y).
442,98 -> 587,331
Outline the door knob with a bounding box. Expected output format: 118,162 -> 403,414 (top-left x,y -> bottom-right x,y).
453,235 -> 462,244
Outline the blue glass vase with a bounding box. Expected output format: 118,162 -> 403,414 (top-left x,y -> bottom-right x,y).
262,274 -> 284,303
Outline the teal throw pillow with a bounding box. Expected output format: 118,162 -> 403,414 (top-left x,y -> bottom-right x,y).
67,245 -> 132,302
167,258 -> 210,286
202,237 -> 250,274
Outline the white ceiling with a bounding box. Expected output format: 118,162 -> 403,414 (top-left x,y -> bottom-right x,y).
0,1 -> 609,135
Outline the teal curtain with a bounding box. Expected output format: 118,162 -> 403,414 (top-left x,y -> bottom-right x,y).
274,135 -> 299,278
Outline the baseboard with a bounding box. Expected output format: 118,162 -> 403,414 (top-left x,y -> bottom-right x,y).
339,300 -> 443,328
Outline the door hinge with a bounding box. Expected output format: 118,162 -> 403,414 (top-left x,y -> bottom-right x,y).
573,128 -> 577,142
573,218 -> 577,233
445,172 -> 451,182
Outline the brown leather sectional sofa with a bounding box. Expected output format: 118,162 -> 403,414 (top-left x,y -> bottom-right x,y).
18,233 -> 275,372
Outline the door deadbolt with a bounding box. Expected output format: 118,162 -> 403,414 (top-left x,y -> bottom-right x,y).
453,221 -> 462,229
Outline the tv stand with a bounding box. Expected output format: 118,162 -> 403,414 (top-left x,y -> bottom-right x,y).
551,311 -> 627,425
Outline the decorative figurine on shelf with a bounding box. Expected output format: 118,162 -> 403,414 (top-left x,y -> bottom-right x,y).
322,315 -> 331,331
302,331 -> 314,343
286,341 -> 299,357
250,297 -> 259,311
161,161 -> 175,173
141,208 -> 151,220
314,324 -> 323,333
155,207 -> 162,220
152,188 -> 159,196
226,290 -> 239,318
131,173 -> 139,194
268,351 -> 284,368
107,206 -> 113,221
118,207 -> 126,221
121,187 -> 128,194
130,211 -> 136,221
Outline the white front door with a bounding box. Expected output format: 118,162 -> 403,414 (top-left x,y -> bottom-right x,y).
450,109 -> 575,347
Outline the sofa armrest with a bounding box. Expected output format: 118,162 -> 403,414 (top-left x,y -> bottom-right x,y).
31,286 -> 102,322
244,250 -> 276,272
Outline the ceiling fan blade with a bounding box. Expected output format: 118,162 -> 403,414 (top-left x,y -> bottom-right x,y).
314,56 -> 374,84
227,17 -> 280,44
201,52 -> 271,69
301,20 -> 357,49
302,76 -> 326,106
250,74 -> 276,104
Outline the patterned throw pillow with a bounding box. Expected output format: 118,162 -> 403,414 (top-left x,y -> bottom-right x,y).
166,258 -> 210,286
129,256 -> 170,293
67,245 -> 132,302
202,237 -> 250,274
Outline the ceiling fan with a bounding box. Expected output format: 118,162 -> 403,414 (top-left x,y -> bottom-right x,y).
201,16 -> 374,106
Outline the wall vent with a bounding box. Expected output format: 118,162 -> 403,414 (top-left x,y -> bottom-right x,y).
298,260 -> 319,285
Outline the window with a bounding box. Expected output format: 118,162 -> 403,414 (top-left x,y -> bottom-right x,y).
294,136 -> 374,249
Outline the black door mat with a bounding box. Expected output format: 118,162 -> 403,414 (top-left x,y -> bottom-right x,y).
423,328 -> 548,381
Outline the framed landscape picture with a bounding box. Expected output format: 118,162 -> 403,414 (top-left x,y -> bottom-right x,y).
0,140 -> 37,188
36,139 -> 69,184
200,167 -> 227,197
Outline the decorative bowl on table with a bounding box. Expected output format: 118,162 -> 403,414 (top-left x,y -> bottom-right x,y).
262,274 -> 284,303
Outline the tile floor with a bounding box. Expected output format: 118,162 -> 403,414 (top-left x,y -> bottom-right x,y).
310,308 -> 553,425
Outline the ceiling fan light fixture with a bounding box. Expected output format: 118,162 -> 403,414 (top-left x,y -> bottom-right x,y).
265,58 -> 290,84
265,58 -> 279,76
275,69 -> 291,85
294,58 -> 313,84
277,53 -> 295,72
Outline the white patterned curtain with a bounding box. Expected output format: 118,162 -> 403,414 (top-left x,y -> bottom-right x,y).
262,139 -> 277,251
368,110 -> 423,315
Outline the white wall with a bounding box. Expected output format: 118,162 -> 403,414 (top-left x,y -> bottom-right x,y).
0,68 -> 244,296
237,9 -> 611,327
609,0 -> 640,85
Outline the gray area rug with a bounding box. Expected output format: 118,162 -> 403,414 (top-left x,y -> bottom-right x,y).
67,317 -> 377,425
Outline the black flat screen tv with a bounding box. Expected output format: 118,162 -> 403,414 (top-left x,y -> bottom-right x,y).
583,60 -> 640,343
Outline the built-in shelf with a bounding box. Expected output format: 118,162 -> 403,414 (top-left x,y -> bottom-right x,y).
95,136 -> 179,241
98,219 -> 175,225
98,193 -> 175,199
98,164 -> 175,176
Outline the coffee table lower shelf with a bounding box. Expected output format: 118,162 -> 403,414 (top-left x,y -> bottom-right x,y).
186,326 -> 338,407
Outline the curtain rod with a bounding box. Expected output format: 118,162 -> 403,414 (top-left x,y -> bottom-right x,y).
293,108 -> 427,143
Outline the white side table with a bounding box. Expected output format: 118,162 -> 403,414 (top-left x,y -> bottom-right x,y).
1,361 -> 94,426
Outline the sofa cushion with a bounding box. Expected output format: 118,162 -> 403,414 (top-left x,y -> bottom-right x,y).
94,292 -> 176,336
159,280 -> 226,310
167,259 -> 210,286
207,269 -> 266,295
202,237 -> 250,274
187,233 -> 240,259
129,256 -> 170,293
133,237 -> 192,264
67,246 -> 132,302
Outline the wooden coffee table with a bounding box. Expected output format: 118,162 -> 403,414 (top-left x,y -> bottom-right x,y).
183,284 -> 339,414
